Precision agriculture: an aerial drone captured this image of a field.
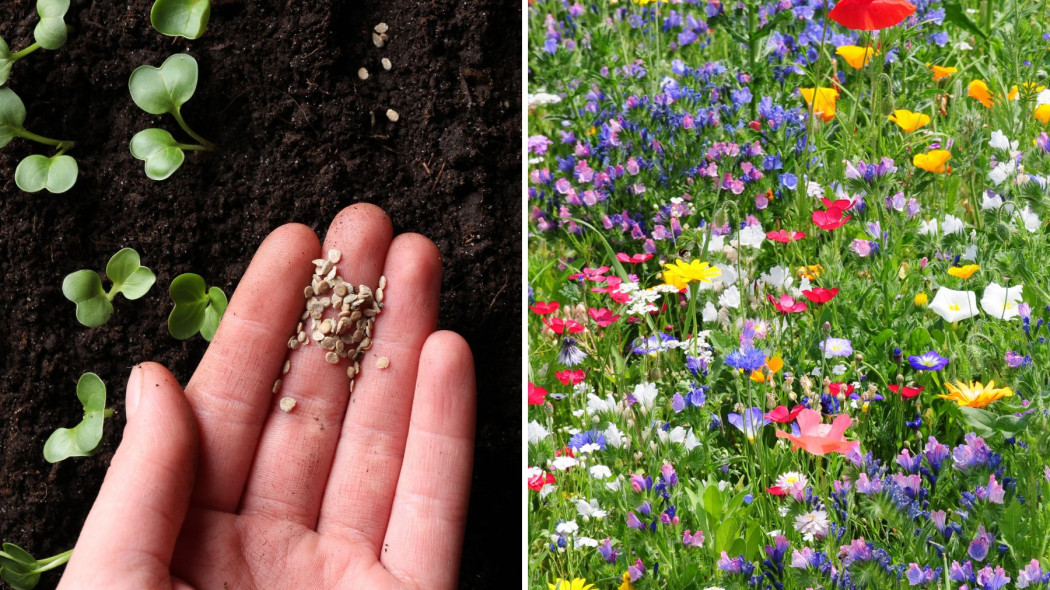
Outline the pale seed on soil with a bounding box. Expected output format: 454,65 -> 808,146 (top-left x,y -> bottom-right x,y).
372,32 -> 385,47
381,58 -> 391,71
357,67 -> 369,80
325,352 -> 339,364
279,397 -> 297,413
375,22 -> 388,33
376,357 -> 390,369
360,337 -> 372,350
385,109 -> 399,122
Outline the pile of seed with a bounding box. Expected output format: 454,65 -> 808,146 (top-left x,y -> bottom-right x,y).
277,249 -> 385,411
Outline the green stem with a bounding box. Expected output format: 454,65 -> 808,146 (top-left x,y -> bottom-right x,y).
177,142 -> 212,152
171,108 -> 215,150
15,128 -> 74,150
32,549 -> 73,573
10,42 -> 41,61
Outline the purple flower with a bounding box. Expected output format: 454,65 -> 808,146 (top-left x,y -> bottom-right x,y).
597,537 -> 619,563
975,474 -> 1005,504
567,429 -> 607,452
626,512 -> 644,530
856,473 -> 882,495
660,463 -> 678,488
906,563 -> 937,585
528,135 -> 553,155
896,449 -> 922,473
976,565 -> 1011,590
1037,132 -> 1050,154
558,337 -> 588,366
968,525 -> 995,562
628,558 -> 646,581
1017,559 -> 1045,588
907,350 -> 949,371
924,436 -> 950,473
950,560 -> 975,583
1005,350 -> 1032,368
682,529 -> 705,547
838,538 -> 873,566
953,433 -> 999,472
727,407 -> 770,441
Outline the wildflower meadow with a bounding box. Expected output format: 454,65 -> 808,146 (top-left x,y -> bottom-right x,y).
527,0 -> 1050,588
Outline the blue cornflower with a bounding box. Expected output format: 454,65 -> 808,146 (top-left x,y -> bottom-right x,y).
567,429 -> 607,452
726,343 -> 768,372
558,337 -> 588,366
908,350 -> 949,371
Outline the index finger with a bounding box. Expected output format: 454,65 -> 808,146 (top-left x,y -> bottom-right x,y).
184,223 -> 320,512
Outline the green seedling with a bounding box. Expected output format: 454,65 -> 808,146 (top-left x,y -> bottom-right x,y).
151,0 -> 211,40
0,543 -> 72,590
129,53 -> 214,180
43,372 -> 113,463
0,87 -> 77,193
0,0 -> 71,86
169,273 -> 227,341
62,248 -> 157,328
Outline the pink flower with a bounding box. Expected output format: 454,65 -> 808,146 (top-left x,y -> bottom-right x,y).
775,409 -> 860,456
767,294 -> 808,313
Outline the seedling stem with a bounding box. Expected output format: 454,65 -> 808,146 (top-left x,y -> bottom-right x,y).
14,128 -> 74,150
172,108 -> 214,150
10,42 -> 41,61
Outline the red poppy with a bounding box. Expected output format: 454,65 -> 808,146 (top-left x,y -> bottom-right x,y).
616,252 -> 654,263
821,197 -> 853,212
588,307 -> 621,327
609,289 -> 631,304
767,294 -> 808,314
544,317 -> 585,335
765,404 -> 806,423
812,207 -> 851,230
556,369 -> 586,385
828,382 -> 855,397
575,266 -> 610,281
802,287 -> 840,304
528,382 -> 548,405
529,301 -> 560,315
829,0 -> 916,31
889,384 -> 924,399
527,468 -> 556,491
766,229 -> 806,243
554,446 -> 575,458
766,485 -> 787,496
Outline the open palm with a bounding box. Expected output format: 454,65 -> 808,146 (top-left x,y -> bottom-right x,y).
59,204 -> 476,590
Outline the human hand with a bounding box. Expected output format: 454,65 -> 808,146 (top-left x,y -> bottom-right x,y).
58,204 -> 476,589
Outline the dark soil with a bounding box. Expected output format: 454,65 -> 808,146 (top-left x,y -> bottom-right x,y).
0,0 -> 520,588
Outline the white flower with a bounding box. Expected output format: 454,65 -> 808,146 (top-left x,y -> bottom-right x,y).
528,420 -> 550,444
702,301 -> 718,322
794,510 -> 830,541
578,443 -> 601,454
919,218 -> 938,235
736,225 -> 766,249
929,287 -> 980,322
527,91 -> 562,106
718,285 -> 741,309
942,214 -> 964,235
717,265 -> 739,286
962,244 -> 978,261
981,192 -> 1004,210
605,476 -> 622,491
1016,206 -> 1042,233
576,498 -> 607,521
775,471 -> 809,493
955,40 -> 973,51
706,233 -> 725,251
556,520 -> 579,536
589,464 -> 612,479
989,160 -> 1016,186
587,393 -> 618,414
632,382 -> 659,410
717,480 -> 732,491
574,536 -> 599,548
604,423 -> 625,448
807,181 -> 824,198
551,456 -> 579,471
989,130 -> 1018,152
760,266 -> 793,289
1037,88 -> 1050,107
980,282 -> 1024,320
539,484 -> 557,498
664,425 -> 688,444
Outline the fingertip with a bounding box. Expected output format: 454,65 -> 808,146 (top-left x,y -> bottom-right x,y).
418,331 -> 476,428
388,233 -> 443,281
326,203 -> 394,247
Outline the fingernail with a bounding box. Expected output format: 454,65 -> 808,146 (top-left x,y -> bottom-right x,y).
126,364 -> 143,420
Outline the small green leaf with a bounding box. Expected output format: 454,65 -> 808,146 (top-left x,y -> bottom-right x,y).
0,543 -> 40,590
34,0 -> 70,50
169,273 -> 227,340
874,328 -> 895,346
958,406 -> 999,437
0,37 -> 13,86
44,373 -> 108,463
942,0 -> 988,39
130,128 -> 186,180
129,53 -> 199,115
105,248 -> 156,300
14,154 -> 78,193
151,0 -> 211,40
61,270 -> 113,327
0,86 -> 27,148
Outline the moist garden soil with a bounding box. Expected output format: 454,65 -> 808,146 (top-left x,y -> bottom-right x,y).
0,0 -> 521,588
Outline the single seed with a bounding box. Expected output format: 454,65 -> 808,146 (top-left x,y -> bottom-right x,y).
379,275 -> 387,290
347,364 -> 357,378
311,258 -> 327,267
304,286 -> 315,298
375,22 -> 388,33
349,310 -> 362,322
301,310 -> 310,321
326,267 -> 337,281
297,331 -> 307,343
358,285 -> 373,300
381,57 -> 391,71
319,260 -> 333,275
372,32 -> 385,47
354,360 -> 361,374
283,360 -> 291,374
365,322 -> 372,338
288,337 -> 300,349
320,319 -> 333,335
317,280 -> 330,294
376,357 -> 390,369
363,308 -> 377,318
352,329 -> 365,342
360,337 -> 372,350
336,340 -> 346,354
334,283 -> 348,297
357,67 -> 369,80
312,330 -> 324,342
350,378 -> 356,392
386,109 -> 399,122
331,295 -> 342,308
325,351 -> 339,364
279,397 -> 297,412
328,248 -> 341,263
336,317 -> 352,334
296,322 -> 303,332
375,287 -> 384,303
272,379 -> 282,393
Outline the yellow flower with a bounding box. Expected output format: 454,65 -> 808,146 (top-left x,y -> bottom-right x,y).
913,150 -> 952,174
797,264 -> 824,280
550,579 -> 597,590
969,80 -> 994,108
836,45 -> 875,69
799,87 -> 839,122
662,259 -> 721,289
618,572 -> 635,590
938,380 -> 1013,408
1036,104 -> 1050,125
888,109 -> 931,132
1009,83 -> 1046,101
947,264 -> 980,279
914,292 -> 929,307
928,64 -> 958,81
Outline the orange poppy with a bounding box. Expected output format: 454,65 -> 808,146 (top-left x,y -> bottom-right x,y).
928,64 -> 957,81
828,0 -> 917,31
